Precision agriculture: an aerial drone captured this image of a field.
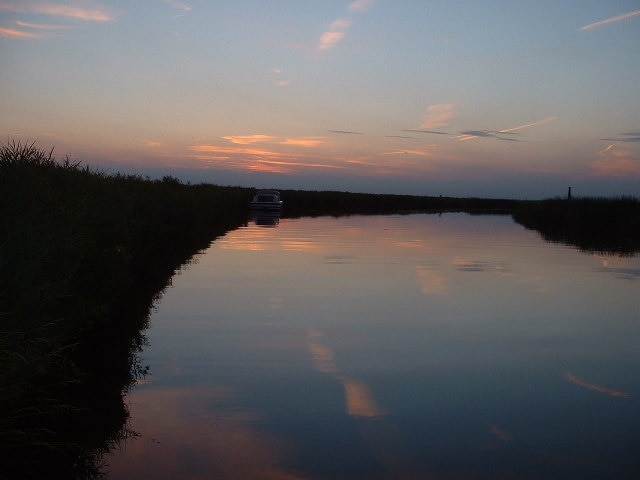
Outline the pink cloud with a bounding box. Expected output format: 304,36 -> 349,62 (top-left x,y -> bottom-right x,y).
0,1 -> 113,22
348,0 -> 376,13
421,103 -> 458,129
0,26 -> 46,38
592,145 -> 640,177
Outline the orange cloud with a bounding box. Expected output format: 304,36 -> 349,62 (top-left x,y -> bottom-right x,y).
222,134 -> 275,145
0,1 -> 113,22
191,143 -> 347,175
142,139 -> 165,148
0,26 -> 45,38
280,137 -> 325,147
192,143 -> 276,157
15,20 -> 73,30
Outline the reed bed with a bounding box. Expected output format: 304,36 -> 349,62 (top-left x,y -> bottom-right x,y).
0,140 -> 251,478
513,196 -> 640,255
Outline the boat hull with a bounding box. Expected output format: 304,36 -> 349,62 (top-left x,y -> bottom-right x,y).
250,202 -> 282,211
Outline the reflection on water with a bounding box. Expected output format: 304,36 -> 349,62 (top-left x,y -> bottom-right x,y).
106,214 -> 640,479
251,210 -> 281,227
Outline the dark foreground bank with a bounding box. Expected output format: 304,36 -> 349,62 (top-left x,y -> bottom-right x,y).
0,142 -> 253,479
1,141 -> 638,478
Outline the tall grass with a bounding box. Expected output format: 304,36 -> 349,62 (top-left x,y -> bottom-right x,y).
0,140 -> 252,478
512,196 -> 640,255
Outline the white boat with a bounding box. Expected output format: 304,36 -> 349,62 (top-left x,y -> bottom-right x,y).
250,189 -> 283,210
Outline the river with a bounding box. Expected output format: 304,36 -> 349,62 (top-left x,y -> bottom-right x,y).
105,213 -> 640,479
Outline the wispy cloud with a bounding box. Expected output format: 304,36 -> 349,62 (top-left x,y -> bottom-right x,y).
0,25 -> 46,38
598,144 -> 615,155
328,129 -> 364,135
15,20 -> 73,30
378,149 -> 433,157
0,1 -> 114,22
420,103 -> 459,129
221,134 -> 325,148
280,137 -> 325,147
498,117 -> 557,133
142,139 -> 165,148
190,135 -> 342,174
579,9 -> 640,31
0,0 -> 112,39
164,0 -> 191,12
191,143 -> 345,174
402,129 -> 449,135
458,117 -> 557,141
564,372 -> 631,398
347,0 -> 376,13
317,17 -> 352,52
272,67 -> 291,87
316,0 -> 375,52
601,131 -> 640,143
2,19 -> 76,38
222,134 -> 275,145
458,130 -> 519,142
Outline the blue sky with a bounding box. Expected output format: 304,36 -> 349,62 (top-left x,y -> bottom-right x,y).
1,0 -> 639,198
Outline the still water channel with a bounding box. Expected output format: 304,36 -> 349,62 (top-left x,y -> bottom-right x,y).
106,213 -> 639,479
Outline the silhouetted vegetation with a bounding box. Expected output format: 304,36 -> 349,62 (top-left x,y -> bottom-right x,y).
1,141 -> 638,478
280,188 -> 517,217
0,141 -> 251,479
512,197 -> 640,255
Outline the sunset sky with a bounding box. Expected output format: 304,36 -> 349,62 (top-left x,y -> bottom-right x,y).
2,1 -> 639,198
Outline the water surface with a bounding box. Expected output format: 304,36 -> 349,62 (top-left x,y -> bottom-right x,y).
106,213 -> 640,479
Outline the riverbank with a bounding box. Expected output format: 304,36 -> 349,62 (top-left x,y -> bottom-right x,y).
0,141 -> 252,478
1,141 -> 638,478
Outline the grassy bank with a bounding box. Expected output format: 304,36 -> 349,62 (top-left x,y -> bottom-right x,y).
0,141 -> 252,478
512,196 -> 640,255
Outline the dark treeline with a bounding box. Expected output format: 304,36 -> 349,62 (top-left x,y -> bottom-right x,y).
1,141 -> 638,478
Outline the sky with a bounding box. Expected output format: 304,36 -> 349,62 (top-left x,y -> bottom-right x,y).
1,0 -> 639,199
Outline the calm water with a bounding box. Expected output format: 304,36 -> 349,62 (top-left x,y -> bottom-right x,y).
106,213 -> 640,479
